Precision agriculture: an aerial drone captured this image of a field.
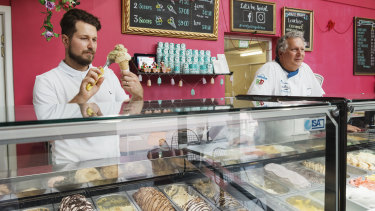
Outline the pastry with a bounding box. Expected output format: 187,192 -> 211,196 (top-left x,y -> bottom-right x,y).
74,168 -> 102,183
47,176 -> 66,188
100,165 -> 119,179
122,162 -> 147,179
59,194 -> 94,211
0,184 -> 11,195
96,194 -> 135,211
16,188 -> 45,198
108,44 -> 132,70
132,187 -> 175,211
183,197 -> 212,211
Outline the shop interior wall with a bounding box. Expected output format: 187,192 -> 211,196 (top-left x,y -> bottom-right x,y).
221,0 -> 375,97
10,0 -> 226,106
7,0 -> 375,106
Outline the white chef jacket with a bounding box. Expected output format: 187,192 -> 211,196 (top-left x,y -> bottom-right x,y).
247,61 -> 325,97
247,61 -> 325,144
33,61 -> 129,164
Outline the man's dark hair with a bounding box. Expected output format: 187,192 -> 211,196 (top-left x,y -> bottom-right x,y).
60,8 -> 101,38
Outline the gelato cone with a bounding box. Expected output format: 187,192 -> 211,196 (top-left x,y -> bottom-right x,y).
108,44 -> 131,70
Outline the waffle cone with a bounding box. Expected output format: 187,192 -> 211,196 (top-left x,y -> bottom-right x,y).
119,60 -> 129,70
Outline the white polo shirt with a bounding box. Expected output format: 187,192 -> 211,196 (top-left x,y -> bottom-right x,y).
33,61 -> 129,105
33,61 -> 129,164
247,61 -> 325,97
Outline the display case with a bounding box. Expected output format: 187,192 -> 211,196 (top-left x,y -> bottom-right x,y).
0,96 -> 346,211
344,95 -> 375,210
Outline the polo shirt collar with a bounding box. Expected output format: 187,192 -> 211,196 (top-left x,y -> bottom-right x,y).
59,60 -> 92,77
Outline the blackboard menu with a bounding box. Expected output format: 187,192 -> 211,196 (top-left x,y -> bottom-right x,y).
283,7 -> 313,51
354,17 -> 375,75
122,0 -> 219,40
230,0 -> 276,34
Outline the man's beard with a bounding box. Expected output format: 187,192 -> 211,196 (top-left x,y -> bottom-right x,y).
68,46 -> 95,66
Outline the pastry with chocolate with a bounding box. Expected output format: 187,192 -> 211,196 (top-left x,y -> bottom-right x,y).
59,194 -> 94,211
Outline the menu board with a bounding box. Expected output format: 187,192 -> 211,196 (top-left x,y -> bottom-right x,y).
122,0 -> 219,40
282,7 -> 314,51
230,0 -> 276,34
354,17 -> 375,75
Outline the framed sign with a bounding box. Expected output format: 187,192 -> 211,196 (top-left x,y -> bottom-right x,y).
354,17 -> 375,75
282,7 -> 314,51
230,0 -> 276,34
122,0 -> 219,40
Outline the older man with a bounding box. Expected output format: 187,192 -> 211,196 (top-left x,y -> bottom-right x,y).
248,31 -> 324,96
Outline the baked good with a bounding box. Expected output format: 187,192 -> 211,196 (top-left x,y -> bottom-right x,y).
23,207 -> 50,211
100,165 -> 119,179
74,168 -> 102,183
108,44 -> 131,70
123,162 -> 147,179
0,184 -> 11,195
16,188 -> 45,198
183,197 -> 212,211
59,194 -> 94,211
132,187 -> 175,211
96,194 -> 135,211
47,176 -> 66,188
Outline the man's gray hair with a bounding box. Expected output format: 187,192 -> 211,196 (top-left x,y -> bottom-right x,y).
276,31 -> 305,58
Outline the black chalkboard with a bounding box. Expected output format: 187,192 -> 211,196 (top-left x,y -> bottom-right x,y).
354,17 -> 375,75
122,0 -> 219,40
230,0 -> 276,34
282,7 -> 314,51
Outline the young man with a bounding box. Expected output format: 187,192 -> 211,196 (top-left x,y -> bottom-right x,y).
33,8 -> 143,105
33,9 -> 143,164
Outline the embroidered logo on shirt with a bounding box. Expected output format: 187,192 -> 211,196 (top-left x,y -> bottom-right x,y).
280,80 -> 291,96
256,74 -> 267,85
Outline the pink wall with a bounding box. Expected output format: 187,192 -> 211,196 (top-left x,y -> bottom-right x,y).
10,0 -> 375,105
11,1 -> 225,105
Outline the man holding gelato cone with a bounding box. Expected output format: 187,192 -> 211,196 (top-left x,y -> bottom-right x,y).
32,9 -> 143,164
33,8 -> 143,106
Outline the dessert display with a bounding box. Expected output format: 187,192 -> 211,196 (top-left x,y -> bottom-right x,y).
148,158 -> 177,176
255,145 -> 280,154
346,186 -> 375,209
95,194 -> 136,211
347,151 -> 375,170
302,160 -> 326,174
347,134 -> 368,142
164,184 -> 212,210
309,190 -> 324,202
47,176 -> 66,188
108,44 -> 132,70
59,194 -> 94,211
132,187 -> 175,211
284,163 -> 325,184
75,167 -> 103,183
192,179 -> 244,209
286,195 -> 323,211
265,163 -> 311,188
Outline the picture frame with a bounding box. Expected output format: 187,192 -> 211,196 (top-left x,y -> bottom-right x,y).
282,7 -> 314,51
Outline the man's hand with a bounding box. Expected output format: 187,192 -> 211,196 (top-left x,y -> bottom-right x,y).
122,100 -> 144,115
79,103 -> 103,117
121,70 -> 143,101
70,68 -> 104,103
347,124 -> 361,133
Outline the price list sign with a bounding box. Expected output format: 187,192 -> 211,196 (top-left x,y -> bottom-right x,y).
354,17 -> 375,75
122,0 -> 219,40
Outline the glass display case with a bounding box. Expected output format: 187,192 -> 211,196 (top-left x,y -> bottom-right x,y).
345,95 -> 375,211
0,96 -> 345,211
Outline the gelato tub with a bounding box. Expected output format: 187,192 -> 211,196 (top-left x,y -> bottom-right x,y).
94,193 -> 136,211
286,195 -> 324,211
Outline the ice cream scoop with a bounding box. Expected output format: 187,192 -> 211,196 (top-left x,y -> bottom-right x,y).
108,44 -> 132,70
